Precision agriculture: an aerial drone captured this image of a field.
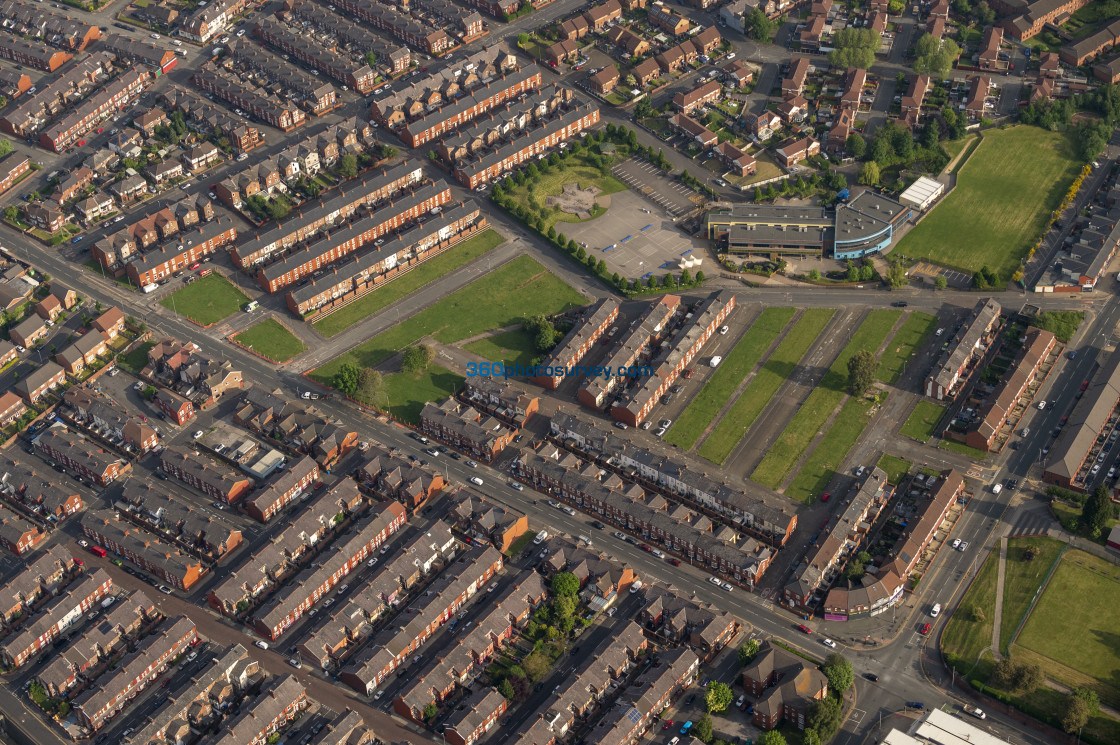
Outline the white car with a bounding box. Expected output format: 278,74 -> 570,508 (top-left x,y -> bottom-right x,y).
466,460 -> 478,468
708,576 -> 721,586
288,658 -> 301,669
367,557 -> 379,567
193,430 -> 204,439
1037,400 -> 1046,410
721,582 -> 733,592
469,476 -> 484,486
509,481 -> 524,491
254,640 -> 269,650
718,325 -> 729,335
150,33 -> 160,39
958,541 -> 969,552
930,603 -> 942,618
534,531 -> 549,545
822,638 -> 837,648
186,651 -> 198,662
78,539 -> 89,548
951,538 -> 961,550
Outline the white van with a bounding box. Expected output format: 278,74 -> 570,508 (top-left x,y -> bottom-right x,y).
710,356 -> 723,368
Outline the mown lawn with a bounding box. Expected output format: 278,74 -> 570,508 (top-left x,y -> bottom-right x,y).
1017,549 -> 1120,702
310,255 -> 584,384
160,274 -> 248,326
997,537 -> 1064,655
901,400 -> 946,442
698,309 -> 835,465
877,454 -> 912,484
896,127 -> 1082,279
878,312 -> 938,384
464,329 -> 540,367
380,365 -> 464,424
504,154 -> 629,230
942,546 -> 1000,670
665,307 -> 796,450
752,311 -> 901,489
233,318 -> 307,363
117,341 -> 154,374
312,229 -> 506,337
785,396 -> 876,503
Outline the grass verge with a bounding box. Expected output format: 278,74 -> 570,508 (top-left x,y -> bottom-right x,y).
877,454 -> 912,484
312,228 -> 506,337
697,309 -> 835,464
997,537 -> 1064,655
160,274 -> 248,326
233,319 -> 307,363
665,307 -> 797,450
942,546 -> 1000,669
901,400 -> 946,442
310,255 -> 583,384
752,310 -> 901,489
785,396 -> 876,503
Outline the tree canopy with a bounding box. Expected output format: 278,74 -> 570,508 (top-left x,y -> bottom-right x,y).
705,681 -> 733,713
738,639 -> 760,666
913,35 -> 960,80
847,350 -> 878,396
828,28 -> 881,69
551,571 -> 580,597
822,652 -> 854,693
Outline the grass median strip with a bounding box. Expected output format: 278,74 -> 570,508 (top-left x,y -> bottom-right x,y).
665,307 -> 797,450
698,308 -> 835,465
312,228 -> 506,338
752,310 -> 901,490
311,254 -> 584,384
878,312 -> 937,384
785,396 -> 877,503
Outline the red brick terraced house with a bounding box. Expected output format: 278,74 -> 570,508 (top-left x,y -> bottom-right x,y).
0,391 -> 26,427
251,501 -> 407,640
998,0 -> 1092,41
0,569 -> 113,668
154,390 -> 194,426
419,400 -> 517,463
964,327 -> 1056,452
782,57 -> 810,97
124,218 -> 238,286
339,544 -> 504,695
244,456 -> 321,523
0,151 -> 29,197
443,689 -> 509,745
774,136 -> 820,168
34,428 -> 127,487
0,546 -> 78,624
39,69 -> 151,153
449,490 -> 530,553
673,80 -> 722,113
80,510 -> 207,590
925,298 -> 1002,401
636,585 -> 738,661
330,0 -> 454,55
73,615 -> 198,731
160,445 -> 253,504
199,674 -> 308,745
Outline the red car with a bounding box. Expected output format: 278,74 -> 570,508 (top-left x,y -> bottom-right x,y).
662,721 -> 674,731
683,369 -> 694,379
96,127 -> 104,134
639,544 -> 652,552
189,262 -> 200,270
668,558 -> 681,566
797,624 -> 812,634
77,139 -> 86,146
1081,380 -> 1090,391
919,622 -> 932,635
820,492 -> 831,502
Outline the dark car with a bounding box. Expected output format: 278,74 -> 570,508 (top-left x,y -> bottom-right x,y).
907,702 -> 925,710
863,672 -> 879,682
891,301 -> 908,307
155,472 -> 169,480
685,694 -> 696,706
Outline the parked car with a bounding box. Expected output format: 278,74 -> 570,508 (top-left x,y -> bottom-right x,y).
796,624 -> 812,634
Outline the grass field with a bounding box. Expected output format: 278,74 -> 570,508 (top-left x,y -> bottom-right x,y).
117,341 -> 155,374
310,255 -> 584,384
943,135 -> 977,162
1016,549 -> 1120,701
697,309 -> 835,464
901,400 -> 946,442
381,365 -> 464,424
160,274 -> 248,326
665,307 -> 796,450
940,438 -> 989,460
504,154 -> 629,231
878,312 -> 937,384
877,454 -> 912,484
752,311 -> 901,489
233,319 -> 307,363
312,229 -> 505,338
896,127 -> 1082,278
785,396 -> 876,503
464,329 -> 539,367
998,537 -> 1064,655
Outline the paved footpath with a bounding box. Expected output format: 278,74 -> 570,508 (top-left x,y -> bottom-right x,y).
990,536 -> 1009,660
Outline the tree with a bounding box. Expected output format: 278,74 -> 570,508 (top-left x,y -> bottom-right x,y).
828,27 -> 880,69
517,32 -> 529,46
705,681 -> 733,713
499,678 -> 516,700
974,0 -> 995,24
2,205 -> 16,222
992,658 -> 1044,693
757,733 -> 787,745
745,8 -> 775,41
553,594 -> 577,621
888,0 -> 905,11
401,344 -> 434,374
1024,544 -> 1040,561
1061,694 -> 1090,734
357,367 -> 382,402
970,604 -> 985,622
625,73 -> 637,87
847,349 -> 878,396
331,362 -> 361,397
365,51 -> 378,68
551,571 -> 580,597
423,703 -> 439,721
509,674 -> 530,701
935,274 -> 948,290
1073,686 -> 1100,713
887,261 -> 908,289
914,36 -> 960,81
802,729 -> 822,745
846,133 -> 866,159
822,653 -> 854,693
859,161 -> 880,186
844,560 -> 865,580
808,269 -> 822,281
339,153 -> 359,179
808,697 -> 843,741
693,714 -> 714,743
738,639 -> 760,666
1080,483 -> 1110,536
